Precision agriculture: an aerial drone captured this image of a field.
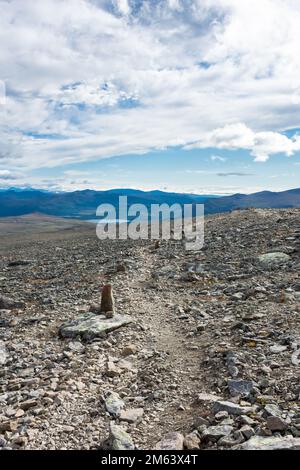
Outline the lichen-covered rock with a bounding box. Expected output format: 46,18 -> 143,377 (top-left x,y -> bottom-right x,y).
109,423 -> 135,450
59,313 -> 131,339
258,252 -> 290,267
236,435 -> 300,450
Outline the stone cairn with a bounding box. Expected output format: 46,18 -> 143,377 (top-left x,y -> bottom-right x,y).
100,284 -> 115,319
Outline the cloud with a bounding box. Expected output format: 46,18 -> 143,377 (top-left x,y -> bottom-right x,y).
217,171 -> 254,177
0,170 -> 18,180
186,123 -> 300,162
211,155 -> 227,162
1,0 -> 300,174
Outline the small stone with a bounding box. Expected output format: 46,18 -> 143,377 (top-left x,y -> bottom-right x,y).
105,392 -> 125,417
215,411 -> 229,420
184,432 -> 201,449
270,344 -> 288,354
218,430 -> 244,447
19,399 -> 37,410
198,392 -> 223,403
240,425 -> 255,439
121,345 -> 137,357
119,408 -> 144,423
240,415 -> 256,426
155,432 -> 184,450
0,421 -> 18,432
106,361 -> 122,377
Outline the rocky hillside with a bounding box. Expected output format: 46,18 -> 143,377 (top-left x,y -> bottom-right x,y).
0,208 -> 299,450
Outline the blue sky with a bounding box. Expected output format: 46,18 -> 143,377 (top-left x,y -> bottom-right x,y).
1,0 -> 300,194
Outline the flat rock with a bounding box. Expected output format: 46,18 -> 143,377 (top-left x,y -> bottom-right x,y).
198,392 -> 223,403
258,252 -> 290,267
236,435 -> 300,450
109,423 -> 135,450
119,408 -> 144,423
213,400 -> 252,416
155,432 -> 184,450
270,344 -> 288,354
59,313 -> 132,340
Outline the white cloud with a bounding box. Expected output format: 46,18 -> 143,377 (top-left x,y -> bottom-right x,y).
0,170 -> 17,180
186,123 -> 300,162
211,155 -> 227,162
1,0 -> 300,174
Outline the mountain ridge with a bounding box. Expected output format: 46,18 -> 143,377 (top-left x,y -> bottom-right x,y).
0,187 -> 299,219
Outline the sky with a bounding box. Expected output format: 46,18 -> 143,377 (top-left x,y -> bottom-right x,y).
0,0 -> 300,195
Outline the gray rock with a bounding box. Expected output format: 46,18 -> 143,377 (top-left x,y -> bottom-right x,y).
59,313 -> 132,339
218,430 -> 244,447
236,435 -> 300,450
0,341 -> 7,365
213,400 -> 252,416
270,344 -> 288,354
228,379 -> 254,398
198,392 -> 223,403
109,423 -> 135,450
202,424 -> 234,441
258,252 -> 290,267
240,425 -> 255,439
155,432 -> 184,450
264,404 -> 282,418
119,408 -> 144,423
105,392 -> 125,417
184,432 -> 201,449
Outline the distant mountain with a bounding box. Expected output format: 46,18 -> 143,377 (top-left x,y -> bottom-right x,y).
0,187 -> 299,219
204,188 -> 300,214
0,188 -> 214,219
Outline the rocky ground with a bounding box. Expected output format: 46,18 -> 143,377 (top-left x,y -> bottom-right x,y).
0,208 -> 299,450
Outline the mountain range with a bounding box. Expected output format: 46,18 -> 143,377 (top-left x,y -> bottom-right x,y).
0,187 -> 299,219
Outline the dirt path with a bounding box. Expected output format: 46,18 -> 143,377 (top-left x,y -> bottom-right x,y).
128,245 -> 205,446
